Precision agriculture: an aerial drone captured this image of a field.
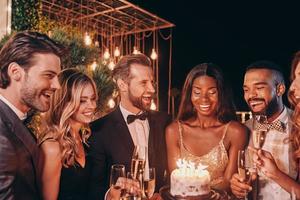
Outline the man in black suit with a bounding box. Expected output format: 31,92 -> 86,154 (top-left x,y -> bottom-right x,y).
0,31 -> 63,199
88,54 -> 171,199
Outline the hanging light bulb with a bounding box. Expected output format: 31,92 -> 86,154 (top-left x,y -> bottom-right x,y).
94,41 -> 99,47
47,30 -> 52,37
84,32 -> 92,46
90,60 -> 97,71
150,48 -> 158,60
108,60 -> 115,71
132,46 -> 140,55
114,46 -> 120,57
107,98 -> 116,109
103,48 -> 110,60
150,99 -> 157,111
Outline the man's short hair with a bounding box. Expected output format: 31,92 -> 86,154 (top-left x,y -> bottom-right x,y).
112,53 -> 151,82
246,60 -> 285,85
0,31 -> 65,88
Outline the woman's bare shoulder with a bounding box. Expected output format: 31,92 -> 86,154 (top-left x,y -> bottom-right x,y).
227,121 -> 248,138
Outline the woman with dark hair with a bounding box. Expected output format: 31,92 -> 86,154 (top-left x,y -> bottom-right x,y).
166,63 -> 248,191
252,51 -> 300,198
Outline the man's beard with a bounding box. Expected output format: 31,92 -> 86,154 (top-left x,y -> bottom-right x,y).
249,96 -> 280,118
128,90 -> 151,111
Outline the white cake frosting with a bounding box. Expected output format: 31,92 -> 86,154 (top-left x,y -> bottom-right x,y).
170,159 -> 211,197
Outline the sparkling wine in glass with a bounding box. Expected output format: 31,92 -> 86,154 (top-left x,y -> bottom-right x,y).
238,150 -> 252,184
110,164 -> 127,197
131,145 -> 147,179
253,115 -> 268,149
143,167 -> 156,199
252,129 -> 267,149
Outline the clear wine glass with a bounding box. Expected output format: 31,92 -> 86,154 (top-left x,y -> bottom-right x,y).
143,167 -> 156,199
252,115 -> 268,149
110,164 -> 126,197
131,145 -> 147,180
238,150 -> 253,184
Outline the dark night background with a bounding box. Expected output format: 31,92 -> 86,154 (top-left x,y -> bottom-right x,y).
130,1 -> 300,113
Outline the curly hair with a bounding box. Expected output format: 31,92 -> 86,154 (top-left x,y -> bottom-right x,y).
42,68 -> 98,167
288,51 -> 300,159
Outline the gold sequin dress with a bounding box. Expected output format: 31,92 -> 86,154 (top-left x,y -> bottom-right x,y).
178,121 -> 229,186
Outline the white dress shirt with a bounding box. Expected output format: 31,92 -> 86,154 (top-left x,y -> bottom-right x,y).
246,107 -> 298,200
0,95 -> 27,120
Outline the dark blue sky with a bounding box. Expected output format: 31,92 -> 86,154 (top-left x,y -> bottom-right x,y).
131,1 -> 300,111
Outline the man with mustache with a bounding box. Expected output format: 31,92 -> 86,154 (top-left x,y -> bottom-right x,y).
0,31 -> 63,199
88,54 -> 171,200
230,61 -> 297,200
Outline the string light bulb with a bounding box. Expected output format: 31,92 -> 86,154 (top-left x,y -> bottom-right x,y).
108,60 -> 115,71
94,41 -> 99,47
150,48 -> 158,60
90,60 -> 97,71
84,32 -> 92,46
150,99 -> 157,111
132,46 -> 140,55
114,46 -> 120,57
107,98 -> 116,108
103,48 -> 110,60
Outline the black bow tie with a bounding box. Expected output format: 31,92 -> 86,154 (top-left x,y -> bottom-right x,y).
127,112 -> 148,124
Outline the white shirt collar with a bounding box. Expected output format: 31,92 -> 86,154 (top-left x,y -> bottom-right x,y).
272,106 -> 288,124
0,95 -> 27,120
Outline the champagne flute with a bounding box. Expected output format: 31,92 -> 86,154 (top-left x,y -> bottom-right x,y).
238,150 -> 252,184
110,164 -> 126,197
131,145 -> 147,179
252,115 -> 268,149
143,167 -> 156,199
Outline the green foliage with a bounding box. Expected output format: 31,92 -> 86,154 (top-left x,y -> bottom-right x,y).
5,3 -> 117,116
12,0 -> 39,31
49,27 -> 99,68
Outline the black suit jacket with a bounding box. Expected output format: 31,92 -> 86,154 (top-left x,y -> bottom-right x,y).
0,100 -> 40,199
88,106 -> 171,200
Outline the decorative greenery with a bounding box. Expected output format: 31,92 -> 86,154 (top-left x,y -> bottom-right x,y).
2,3 -> 118,117
12,0 -> 39,31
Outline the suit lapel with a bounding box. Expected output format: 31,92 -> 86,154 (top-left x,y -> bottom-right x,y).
0,100 -> 38,167
112,107 -> 135,156
147,112 -> 156,167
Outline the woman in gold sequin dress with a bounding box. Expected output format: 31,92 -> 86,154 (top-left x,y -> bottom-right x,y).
166,63 -> 248,192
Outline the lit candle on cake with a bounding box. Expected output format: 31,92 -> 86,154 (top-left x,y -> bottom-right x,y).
170,159 -> 211,197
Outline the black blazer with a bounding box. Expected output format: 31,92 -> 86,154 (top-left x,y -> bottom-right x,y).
88,106 -> 171,200
0,100 -> 40,199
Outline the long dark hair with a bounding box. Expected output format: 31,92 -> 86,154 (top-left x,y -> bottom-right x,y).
177,63 -> 237,123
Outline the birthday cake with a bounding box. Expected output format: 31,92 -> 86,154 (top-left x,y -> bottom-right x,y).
170,159 -> 211,198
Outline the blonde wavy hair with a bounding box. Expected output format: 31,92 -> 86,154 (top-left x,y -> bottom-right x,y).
42,68 -> 98,167
288,51 -> 300,159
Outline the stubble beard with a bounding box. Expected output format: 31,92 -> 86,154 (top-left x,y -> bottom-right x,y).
20,79 -> 49,112
128,90 -> 150,111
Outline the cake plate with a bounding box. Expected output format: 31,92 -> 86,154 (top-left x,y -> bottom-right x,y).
159,186 -> 229,200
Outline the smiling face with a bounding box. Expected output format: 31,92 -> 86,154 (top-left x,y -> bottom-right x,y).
125,63 -> 155,112
191,75 -> 218,117
71,83 -> 97,125
20,53 -> 61,112
243,69 -> 279,115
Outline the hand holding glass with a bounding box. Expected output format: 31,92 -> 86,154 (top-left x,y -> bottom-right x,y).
110,164 -> 126,198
